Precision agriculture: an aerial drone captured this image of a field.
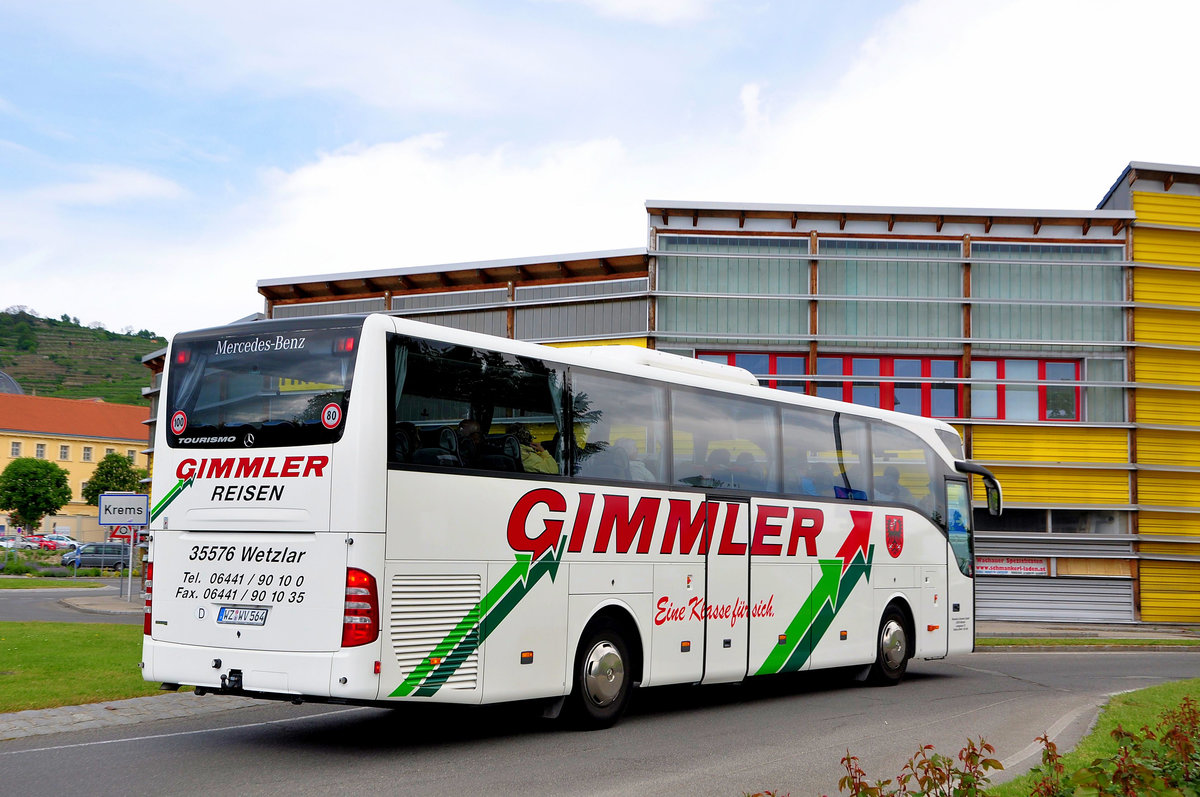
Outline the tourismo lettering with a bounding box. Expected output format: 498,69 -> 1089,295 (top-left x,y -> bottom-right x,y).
505,488 -> 824,559
175,456 -> 329,480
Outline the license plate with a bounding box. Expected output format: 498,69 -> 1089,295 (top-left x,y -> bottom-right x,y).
217,606 -> 268,626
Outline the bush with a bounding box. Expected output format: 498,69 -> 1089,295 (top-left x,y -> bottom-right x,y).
2,559 -> 39,575
831,697 -> 1200,796
1027,696 -> 1200,796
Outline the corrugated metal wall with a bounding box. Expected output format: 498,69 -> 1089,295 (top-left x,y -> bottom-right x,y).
977,467 -> 1129,505
976,576 -> 1135,622
1139,511 -> 1200,537
971,426 -> 1128,462
515,279 -> 648,341
1132,191 -> 1200,228
1132,267 -> 1200,306
1140,562 -> 1200,622
272,297 -> 387,318
1136,389 -> 1200,426
1133,227 -> 1200,266
1131,188 -> 1200,624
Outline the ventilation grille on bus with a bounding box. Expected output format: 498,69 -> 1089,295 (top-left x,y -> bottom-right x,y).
390,574 -> 482,691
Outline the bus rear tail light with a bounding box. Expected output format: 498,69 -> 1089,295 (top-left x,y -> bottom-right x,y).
342,568 -> 379,647
143,562 -> 153,636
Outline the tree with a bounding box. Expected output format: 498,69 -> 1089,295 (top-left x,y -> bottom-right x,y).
82,453 -> 148,505
0,458 -> 72,533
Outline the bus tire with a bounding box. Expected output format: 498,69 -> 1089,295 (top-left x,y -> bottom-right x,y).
868,605 -> 910,686
566,622 -> 632,729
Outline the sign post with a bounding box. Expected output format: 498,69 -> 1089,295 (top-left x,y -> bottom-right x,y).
98,493 -> 149,602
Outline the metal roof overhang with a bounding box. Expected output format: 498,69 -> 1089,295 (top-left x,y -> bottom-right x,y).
646,199 -> 1134,235
258,248 -> 649,303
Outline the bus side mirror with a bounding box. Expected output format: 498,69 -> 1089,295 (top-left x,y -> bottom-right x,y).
984,477 -> 1002,517
954,460 -> 1003,517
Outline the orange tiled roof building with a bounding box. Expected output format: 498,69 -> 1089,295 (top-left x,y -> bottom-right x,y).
0,393 -> 149,538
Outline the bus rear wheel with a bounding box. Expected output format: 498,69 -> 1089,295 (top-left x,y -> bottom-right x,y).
868,606 -> 910,686
566,623 -> 631,729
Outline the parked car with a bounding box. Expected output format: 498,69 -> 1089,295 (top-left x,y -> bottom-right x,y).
0,535 -> 30,550
41,533 -> 81,551
24,535 -> 51,549
61,542 -> 131,570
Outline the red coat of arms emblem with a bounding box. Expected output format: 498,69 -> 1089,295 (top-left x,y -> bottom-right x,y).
885,515 -> 904,558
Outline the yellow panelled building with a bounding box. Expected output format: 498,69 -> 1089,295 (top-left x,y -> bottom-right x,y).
253,162 -> 1200,624
1104,166 -> 1200,621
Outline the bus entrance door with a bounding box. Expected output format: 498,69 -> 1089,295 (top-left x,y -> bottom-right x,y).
701,499 -> 750,684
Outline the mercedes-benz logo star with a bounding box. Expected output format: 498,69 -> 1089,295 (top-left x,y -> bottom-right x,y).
244,433 -> 255,447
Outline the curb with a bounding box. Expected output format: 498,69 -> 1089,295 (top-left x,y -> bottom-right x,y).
978,644 -> 1200,652
58,597 -> 142,616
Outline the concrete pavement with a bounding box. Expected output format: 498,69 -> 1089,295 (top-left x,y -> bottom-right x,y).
0,587 -> 1194,743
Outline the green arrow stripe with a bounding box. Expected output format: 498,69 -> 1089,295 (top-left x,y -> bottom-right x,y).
780,546 -> 873,673
391,552 -> 532,697
411,539 -> 565,697
150,476 -> 194,521
756,545 -> 874,676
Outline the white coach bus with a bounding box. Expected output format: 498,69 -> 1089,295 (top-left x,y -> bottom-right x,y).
142,314 -> 1001,728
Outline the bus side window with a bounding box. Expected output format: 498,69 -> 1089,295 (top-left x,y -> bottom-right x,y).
870,420 -> 936,514
570,370 -> 666,485
670,388 -> 778,492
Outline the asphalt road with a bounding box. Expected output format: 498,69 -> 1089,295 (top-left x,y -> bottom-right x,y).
1,651 -> 1195,797
0,582 -> 141,624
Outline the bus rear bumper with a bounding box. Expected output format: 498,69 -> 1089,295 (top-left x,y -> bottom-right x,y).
142,638 -> 382,703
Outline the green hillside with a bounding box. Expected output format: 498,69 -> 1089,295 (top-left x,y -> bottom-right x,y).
0,310 -> 166,406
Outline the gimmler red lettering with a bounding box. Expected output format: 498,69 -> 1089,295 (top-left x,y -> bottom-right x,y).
593,495 -> 661,555
506,488 -> 567,561
175,456 -> 329,480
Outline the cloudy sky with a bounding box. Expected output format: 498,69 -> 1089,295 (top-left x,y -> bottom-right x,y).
1,0 -> 1196,339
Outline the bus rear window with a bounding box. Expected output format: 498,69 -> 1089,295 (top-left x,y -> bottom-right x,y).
166,321 -> 362,449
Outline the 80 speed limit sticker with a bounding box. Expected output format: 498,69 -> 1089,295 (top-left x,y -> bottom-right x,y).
321,403 -> 342,429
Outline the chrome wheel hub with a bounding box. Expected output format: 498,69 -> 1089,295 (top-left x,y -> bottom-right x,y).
881,619 -> 907,670
582,640 -> 625,707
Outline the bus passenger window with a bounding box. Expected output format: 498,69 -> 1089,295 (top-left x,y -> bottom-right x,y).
670,388 -> 778,492
570,370 -> 666,485
388,334 -> 566,475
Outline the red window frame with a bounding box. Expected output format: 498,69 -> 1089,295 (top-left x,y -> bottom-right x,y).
697,352 -> 962,418
971,358 -> 1080,421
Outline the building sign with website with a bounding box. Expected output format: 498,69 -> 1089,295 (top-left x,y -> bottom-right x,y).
975,555 -> 1049,576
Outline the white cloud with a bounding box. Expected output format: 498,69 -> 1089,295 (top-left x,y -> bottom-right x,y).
543,0 -> 720,24
715,0 -> 1200,208
27,166 -> 186,206
6,0 -> 1200,341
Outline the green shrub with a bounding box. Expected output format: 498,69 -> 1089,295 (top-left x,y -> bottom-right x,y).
831,697 -> 1200,796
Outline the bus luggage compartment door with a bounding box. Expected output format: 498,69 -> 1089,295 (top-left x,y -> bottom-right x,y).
702,499 -> 749,684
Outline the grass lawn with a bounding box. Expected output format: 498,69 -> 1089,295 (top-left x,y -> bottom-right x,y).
0,622 -> 170,713
0,577 -> 107,589
978,636 -> 1200,647
990,677 -> 1200,796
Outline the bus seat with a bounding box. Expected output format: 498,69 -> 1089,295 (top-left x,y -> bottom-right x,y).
580,445 -> 630,481
412,426 -> 462,468
477,434 -> 523,472
392,422 -> 421,463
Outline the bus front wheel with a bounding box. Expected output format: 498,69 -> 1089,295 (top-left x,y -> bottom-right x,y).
567,623 -> 631,729
868,606 -> 910,686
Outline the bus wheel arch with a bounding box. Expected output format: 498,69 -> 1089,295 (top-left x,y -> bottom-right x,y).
868,599 -> 913,686
565,606 -> 642,729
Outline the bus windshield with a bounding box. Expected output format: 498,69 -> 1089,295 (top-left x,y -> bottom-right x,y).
166,319 -> 363,449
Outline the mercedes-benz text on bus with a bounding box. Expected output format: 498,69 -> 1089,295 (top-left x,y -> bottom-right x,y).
142,314 -> 1002,728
